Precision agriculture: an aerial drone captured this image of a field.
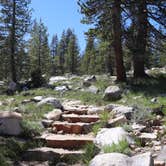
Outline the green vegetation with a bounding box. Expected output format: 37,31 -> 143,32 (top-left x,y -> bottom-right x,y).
82,143 -> 100,166
102,140 -> 131,155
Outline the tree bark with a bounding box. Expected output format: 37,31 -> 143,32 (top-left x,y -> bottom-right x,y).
133,0 -> 148,78
112,0 -> 126,81
10,0 -> 17,82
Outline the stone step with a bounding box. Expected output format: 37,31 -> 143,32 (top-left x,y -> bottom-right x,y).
42,134 -> 94,149
63,107 -> 88,115
62,114 -> 100,123
22,147 -> 84,161
52,121 -> 92,134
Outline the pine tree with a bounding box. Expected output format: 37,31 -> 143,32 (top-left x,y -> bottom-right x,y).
78,0 -> 126,81
57,31 -> 66,74
125,0 -> 166,77
81,35 -> 96,74
65,34 -> 79,74
50,34 -> 58,75
28,19 -> 51,75
0,0 -> 31,82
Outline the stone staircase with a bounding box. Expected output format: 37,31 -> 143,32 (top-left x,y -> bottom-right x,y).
23,105 -> 100,162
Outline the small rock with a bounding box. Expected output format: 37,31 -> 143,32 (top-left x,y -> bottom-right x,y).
139,133 -> 157,140
32,96 -> 43,102
37,97 -> 63,109
103,86 -> 122,101
54,86 -> 69,92
49,76 -> 68,85
88,106 -> 105,114
41,119 -> 54,128
154,160 -> 165,166
112,105 -> 134,119
107,115 -> 127,127
132,123 -> 146,132
43,109 -> 62,121
83,75 -> 96,87
87,85 -> 99,94
151,98 -> 158,103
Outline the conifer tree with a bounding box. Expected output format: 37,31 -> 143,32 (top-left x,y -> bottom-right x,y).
65,34 -> 79,74
28,19 -> 51,75
0,0 -> 31,82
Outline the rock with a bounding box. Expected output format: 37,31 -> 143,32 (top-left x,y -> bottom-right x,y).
8,81 -> 17,91
22,147 -> 84,162
83,75 -> 96,87
87,85 -> 99,94
131,152 -> 154,166
139,133 -> 157,140
131,123 -> 146,132
107,115 -> 127,127
156,146 -> 166,163
94,127 -> 134,148
49,76 -> 68,85
0,111 -> 22,136
151,98 -> 158,103
0,81 -> 4,86
103,86 -> 122,101
37,97 -> 63,109
32,96 -> 44,102
87,106 -> 105,114
154,160 -> 165,166
112,105 -> 133,114
42,134 -> 94,149
17,161 -> 49,166
84,75 -> 96,82
90,152 -> 153,166
104,104 -> 121,111
54,86 -> 69,92
41,119 -> 54,128
43,109 -> 62,121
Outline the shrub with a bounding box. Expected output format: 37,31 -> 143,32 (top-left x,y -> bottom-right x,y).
102,139 -> 131,155
82,143 -> 100,166
30,68 -> 46,88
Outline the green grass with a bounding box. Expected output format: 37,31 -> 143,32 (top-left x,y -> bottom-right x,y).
102,139 -> 131,155
82,143 -> 100,166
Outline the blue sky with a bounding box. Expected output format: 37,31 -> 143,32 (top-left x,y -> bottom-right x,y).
31,0 -> 90,52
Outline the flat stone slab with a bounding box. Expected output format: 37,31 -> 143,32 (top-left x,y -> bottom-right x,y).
62,114 -> 100,123
23,147 -> 84,161
0,111 -> 22,119
52,121 -> 92,134
63,106 -> 88,115
42,134 -> 94,149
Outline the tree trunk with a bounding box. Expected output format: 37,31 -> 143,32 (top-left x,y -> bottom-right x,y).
10,0 -> 17,82
112,0 -> 126,81
133,0 -> 148,78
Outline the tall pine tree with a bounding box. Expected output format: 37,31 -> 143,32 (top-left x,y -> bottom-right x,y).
0,0 -> 31,82
28,19 -> 51,75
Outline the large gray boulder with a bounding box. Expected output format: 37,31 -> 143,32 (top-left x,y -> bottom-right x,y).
156,146 -> 166,163
94,127 -> 134,148
0,111 -> 22,136
90,152 -> 153,166
37,97 -> 63,109
103,86 -> 122,101
43,109 -> 62,121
